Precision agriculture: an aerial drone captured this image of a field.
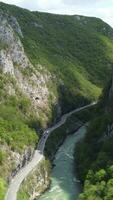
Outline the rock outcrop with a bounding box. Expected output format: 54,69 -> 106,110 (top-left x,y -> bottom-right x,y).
0,13 -> 58,123
18,159 -> 51,200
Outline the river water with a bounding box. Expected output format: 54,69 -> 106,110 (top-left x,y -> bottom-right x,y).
38,126 -> 86,200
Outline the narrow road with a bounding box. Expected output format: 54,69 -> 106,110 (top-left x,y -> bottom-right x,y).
5,102 -> 96,200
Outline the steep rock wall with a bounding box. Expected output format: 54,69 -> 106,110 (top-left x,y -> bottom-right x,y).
0,13 -> 59,124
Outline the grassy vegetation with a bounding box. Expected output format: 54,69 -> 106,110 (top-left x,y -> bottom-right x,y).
0,178 -> 7,200
0,101 -> 39,181
0,106 -> 37,153
0,72 -> 39,150
1,2 -> 113,112
1,2 -> 113,198
0,74 -> 39,196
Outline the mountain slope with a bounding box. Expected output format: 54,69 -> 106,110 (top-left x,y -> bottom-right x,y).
76,76 -> 113,199
1,2 -> 113,199
1,2 -> 113,116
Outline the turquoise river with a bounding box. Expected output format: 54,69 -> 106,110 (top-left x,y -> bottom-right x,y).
38,126 -> 86,200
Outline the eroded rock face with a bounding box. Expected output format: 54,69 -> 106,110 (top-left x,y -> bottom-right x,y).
8,15 -> 23,38
18,159 -> 51,200
14,66 -> 55,112
0,12 -> 23,38
8,147 -> 34,182
0,13 -> 57,121
0,13 -> 30,72
0,144 -> 34,183
0,50 -> 14,75
0,13 -> 59,185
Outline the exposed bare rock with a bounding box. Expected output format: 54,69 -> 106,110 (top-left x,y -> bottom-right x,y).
0,13 -> 31,72
9,147 -> 34,181
8,15 -> 23,38
18,159 -> 51,200
0,49 -> 14,75
0,13 -> 57,121
0,12 -> 23,38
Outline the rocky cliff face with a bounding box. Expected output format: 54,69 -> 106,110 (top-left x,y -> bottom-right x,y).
17,159 -> 51,200
1,2 -> 113,199
0,13 -> 29,72
0,12 -> 58,194
0,12 -> 58,124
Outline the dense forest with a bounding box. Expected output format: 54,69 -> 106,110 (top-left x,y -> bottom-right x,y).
76,80 -> 113,199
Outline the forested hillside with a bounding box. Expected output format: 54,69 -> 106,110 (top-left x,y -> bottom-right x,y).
76,78 -> 113,200
1,2 -> 113,199
2,2 -> 113,116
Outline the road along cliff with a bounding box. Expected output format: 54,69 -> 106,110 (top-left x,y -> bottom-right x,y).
5,102 -> 96,200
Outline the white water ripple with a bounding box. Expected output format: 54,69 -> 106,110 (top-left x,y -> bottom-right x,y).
38,126 -> 86,200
